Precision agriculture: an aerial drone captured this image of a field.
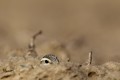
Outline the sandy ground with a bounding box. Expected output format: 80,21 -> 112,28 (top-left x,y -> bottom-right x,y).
0,51 -> 120,80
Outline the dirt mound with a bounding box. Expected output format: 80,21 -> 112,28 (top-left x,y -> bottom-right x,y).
0,52 -> 120,80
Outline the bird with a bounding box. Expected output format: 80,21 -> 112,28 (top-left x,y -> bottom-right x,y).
40,54 -> 59,65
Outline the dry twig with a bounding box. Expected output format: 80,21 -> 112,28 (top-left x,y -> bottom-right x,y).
26,30 -> 42,57
87,51 -> 92,66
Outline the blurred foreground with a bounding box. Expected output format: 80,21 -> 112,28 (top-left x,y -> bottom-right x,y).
0,52 -> 120,80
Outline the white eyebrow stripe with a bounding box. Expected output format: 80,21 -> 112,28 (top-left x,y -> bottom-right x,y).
40,58 -> 52,63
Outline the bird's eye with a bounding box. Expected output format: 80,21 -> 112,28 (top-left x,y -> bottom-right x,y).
45,60 -> 49,64
40,58 -> 52,65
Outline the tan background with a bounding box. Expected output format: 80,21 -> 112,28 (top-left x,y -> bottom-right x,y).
0,0 -> 120,64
